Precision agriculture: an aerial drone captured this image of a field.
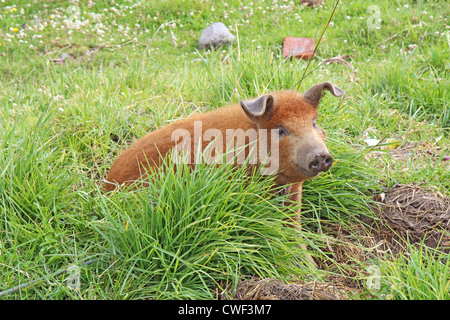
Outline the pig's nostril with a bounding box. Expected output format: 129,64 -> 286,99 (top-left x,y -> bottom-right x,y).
309,153 -> 333,172
323,155 -> 333,170
311,160 -> 319,170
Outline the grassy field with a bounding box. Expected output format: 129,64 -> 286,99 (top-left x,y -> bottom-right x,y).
0,0 -> 449,300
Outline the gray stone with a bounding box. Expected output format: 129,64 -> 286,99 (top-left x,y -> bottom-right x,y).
198,22 -> 235,50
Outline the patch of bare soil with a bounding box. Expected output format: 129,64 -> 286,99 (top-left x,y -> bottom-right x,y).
47,40 -> 137,65
371,184 -> 450,254
218,276 -> 353,300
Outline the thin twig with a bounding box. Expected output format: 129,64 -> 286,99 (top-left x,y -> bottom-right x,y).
300,54 -> 356,81
43,42 -> 72,56
376,33 -> 397,45
227,64 -> 248,105
292,0 -> 340,90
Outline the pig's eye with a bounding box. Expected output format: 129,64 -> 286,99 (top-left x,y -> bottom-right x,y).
312,119 -> 318,129
277,126 -> 290,137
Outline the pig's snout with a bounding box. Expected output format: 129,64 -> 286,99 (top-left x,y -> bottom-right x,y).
308,152 -> 333,173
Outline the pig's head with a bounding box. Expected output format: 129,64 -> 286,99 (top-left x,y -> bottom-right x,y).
240,82 -> 344,185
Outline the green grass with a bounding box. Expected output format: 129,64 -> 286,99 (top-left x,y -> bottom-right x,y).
1,0 -> 449,300
92,157 -> 313,299
379,244 -> 450,300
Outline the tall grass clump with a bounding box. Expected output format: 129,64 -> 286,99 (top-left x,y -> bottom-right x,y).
0,112 -> 90,298
92,154 -> 316,299
380,245 -> 450,300
0,112 -> 76,238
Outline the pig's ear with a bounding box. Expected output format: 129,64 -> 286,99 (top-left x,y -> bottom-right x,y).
303,82 -> 345,108
240,94 -> 274,123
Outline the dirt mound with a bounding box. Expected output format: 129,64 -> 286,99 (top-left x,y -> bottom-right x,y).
219,277 -> 352,300
372,184 -> 450,253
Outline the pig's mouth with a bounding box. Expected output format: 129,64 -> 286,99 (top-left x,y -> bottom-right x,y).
297,166 -> 322,178
277,167 -> 320,184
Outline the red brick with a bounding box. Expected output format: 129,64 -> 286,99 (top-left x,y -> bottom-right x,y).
283,37 -> 315,60
300,0 -> 325,7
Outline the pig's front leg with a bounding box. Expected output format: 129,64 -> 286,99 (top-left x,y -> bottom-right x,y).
286,182 -> 318,268
287,182 -> 303,227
